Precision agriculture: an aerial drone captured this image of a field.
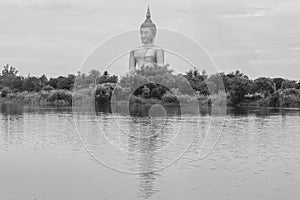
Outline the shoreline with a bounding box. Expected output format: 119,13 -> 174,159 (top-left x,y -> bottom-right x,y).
1,90 -> 300,109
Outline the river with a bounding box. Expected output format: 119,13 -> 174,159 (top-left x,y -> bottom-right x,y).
0,104 -> 300,200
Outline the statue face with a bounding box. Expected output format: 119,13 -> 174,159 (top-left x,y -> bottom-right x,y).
140,27 -> 155,44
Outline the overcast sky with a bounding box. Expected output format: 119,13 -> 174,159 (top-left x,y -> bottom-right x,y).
0,0 -> 300,79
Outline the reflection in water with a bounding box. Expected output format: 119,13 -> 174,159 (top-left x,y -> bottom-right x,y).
127,118 -> 161,199
1,104 -> 300,200
0,104 -> 24,145
226,106 -> 300,117
0,104 -> 77,151
98,104 -> 300,117
128,104 -> 181,117
138,172 -> 159,200
0,103 -> 24,116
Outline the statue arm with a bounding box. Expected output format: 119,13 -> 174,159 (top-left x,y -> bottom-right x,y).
156,49 -> 164,67
129,50 -> 136,73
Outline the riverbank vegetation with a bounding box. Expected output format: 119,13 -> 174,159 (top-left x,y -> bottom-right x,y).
0,64 -> 299,107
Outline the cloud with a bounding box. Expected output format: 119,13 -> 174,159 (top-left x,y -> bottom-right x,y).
0,0 -> 299,79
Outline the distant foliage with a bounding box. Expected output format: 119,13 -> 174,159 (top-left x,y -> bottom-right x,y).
47,90 -> 72,105
94,83 -> 115,105
0,87 -> 11,97
226,71 -> 251,105
280,88 -> 300,107
42,85 -> 54,91
252,77 -> 275,96
1,64 -> 300,107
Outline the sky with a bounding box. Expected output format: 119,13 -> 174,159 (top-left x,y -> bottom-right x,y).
0,0 -> 300,79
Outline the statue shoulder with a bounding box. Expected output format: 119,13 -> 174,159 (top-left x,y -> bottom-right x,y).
151,45 -> 164,52
130,46 -> 144,54
130,49 -> 140,57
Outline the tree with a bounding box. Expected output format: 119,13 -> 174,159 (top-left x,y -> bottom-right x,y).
226,71 -> 251,105
281,79 -> 297,89
39,74 -> 48,87
272,78 -> 285,91
253,77 -> 275,96
0,64 -> 20,89
207,73 -> 226,94
1,64 -> 18,76
184,68 -> 208,93
176,74 -> 195,95
296,81 -> 300,89
24,76 -> 43,92
94,83 -> 114,105
48,78 -> 58,89
56,75 -> 75,90
228,76 -> 250,105
10,76 -> 24,92
98,71 -> 118,84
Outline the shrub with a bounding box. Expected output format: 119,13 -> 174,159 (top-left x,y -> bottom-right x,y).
280,89 -> 300,107
112,85 -> 131,102
23,92 -> 40,104
72,87 -> 93,105
47,89 -> 72,105
94,84 -> 114,105
0,87 -> 12,97
161,91 -> 178,103
42,85 -> 54,91
129,95 -> 146,104
209,92 -> 227,106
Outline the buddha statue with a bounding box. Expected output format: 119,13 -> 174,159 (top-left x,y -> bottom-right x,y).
129,6 -> 165,73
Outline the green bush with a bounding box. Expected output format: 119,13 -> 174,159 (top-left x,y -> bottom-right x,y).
1,87 -> 12,97
129,95 -> 145,104
280,89 -> 300,107
42,85 -> 54,91
23,92 -> 40,104
209,92 -> 227,106
161,91 -> 178,103
47,89 -> 72,105
94,84 -> 114,105
39,90 -> 50,100
112,85 -> 131,101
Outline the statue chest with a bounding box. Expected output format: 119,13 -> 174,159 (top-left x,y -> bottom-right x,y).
133,48 -> 156,59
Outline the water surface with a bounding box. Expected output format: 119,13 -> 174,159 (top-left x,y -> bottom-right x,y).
0,104 -> 300,200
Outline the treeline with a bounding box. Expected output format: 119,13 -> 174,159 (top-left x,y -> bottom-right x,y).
1,63 -> 300,107
0,64 -> 117,94
0,64 -> 75,94
74,64 -> 300,107
0,64 -> 118,105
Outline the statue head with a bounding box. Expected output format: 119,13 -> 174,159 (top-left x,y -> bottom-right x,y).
140,6 -> 156,44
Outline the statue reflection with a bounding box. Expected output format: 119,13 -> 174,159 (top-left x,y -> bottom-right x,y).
123,6 -> 178,199
127,117 -> 161,199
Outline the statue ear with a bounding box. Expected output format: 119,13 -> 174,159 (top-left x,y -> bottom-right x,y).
152,30 -> 156,40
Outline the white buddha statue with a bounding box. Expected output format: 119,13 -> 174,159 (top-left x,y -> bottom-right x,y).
129,6 -> 165,73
